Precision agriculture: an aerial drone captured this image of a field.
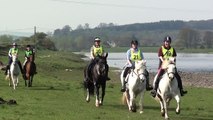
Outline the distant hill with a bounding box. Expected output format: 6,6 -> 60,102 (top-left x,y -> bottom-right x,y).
53,19 -> 213,51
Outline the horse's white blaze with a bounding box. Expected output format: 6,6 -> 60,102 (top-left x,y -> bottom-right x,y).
121,60 -> 147,113
155,57 -> 181,119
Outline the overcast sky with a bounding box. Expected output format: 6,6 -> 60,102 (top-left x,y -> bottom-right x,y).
0,0 -> 213,33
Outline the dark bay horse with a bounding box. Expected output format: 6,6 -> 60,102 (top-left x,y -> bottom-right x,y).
24,55 -> 36,87
84,53 -> 108,107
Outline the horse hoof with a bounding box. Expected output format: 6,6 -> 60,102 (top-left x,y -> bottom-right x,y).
140,111 -> 144,114
95,104 -> 99,107
176,110 -> 180,114
165,117 -> 170,120
161,112 -> 165,117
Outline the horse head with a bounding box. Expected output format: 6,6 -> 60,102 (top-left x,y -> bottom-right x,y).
162,57 -> 176,80
28,55 -> 35,62
94,53 -> 108,77
134,60 -> 147,81
11,55 -> 18,64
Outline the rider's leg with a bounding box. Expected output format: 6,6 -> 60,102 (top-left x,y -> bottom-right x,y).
5,57 -> 12,75
86,60 -> 94,81
121,67 -> 130,92
17,60 -> 24,74
150,68 -> 164,97
105,64 -> 110,81
145,69 -> 153,91
175,71 -> 187,96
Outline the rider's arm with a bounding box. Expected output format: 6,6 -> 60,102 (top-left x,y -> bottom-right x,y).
158,47 -> 164,62
126,49 -> 132,65
8,49 -> 12,57
90,46 -> 95,59
140,49 -> 145,60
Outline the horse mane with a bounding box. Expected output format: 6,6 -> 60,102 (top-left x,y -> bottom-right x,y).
161,57 -> 176,69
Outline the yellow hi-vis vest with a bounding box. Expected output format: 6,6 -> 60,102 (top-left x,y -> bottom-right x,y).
10,48 -> 18,55
162,46 -> 174,59
93,45 -> 103,57
130,49 -> 142,61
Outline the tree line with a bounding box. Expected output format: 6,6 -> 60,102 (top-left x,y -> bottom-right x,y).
1,20 -> 213,51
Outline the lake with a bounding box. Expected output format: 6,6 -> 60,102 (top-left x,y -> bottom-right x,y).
81,52 -> 213,72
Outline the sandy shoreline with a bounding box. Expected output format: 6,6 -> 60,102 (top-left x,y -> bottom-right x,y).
148,71 -> 213,88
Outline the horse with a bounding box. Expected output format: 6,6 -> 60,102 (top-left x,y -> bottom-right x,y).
5,55 -> 20,90
84,53 -> 108,107
121,60 -> 147,113
24,55 -> 36,87
153,57 -> 181,120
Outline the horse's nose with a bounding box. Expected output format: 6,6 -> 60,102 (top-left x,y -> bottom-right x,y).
168,74 -> 174,79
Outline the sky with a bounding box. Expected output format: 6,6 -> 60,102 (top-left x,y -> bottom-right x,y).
0,0 -> 213,34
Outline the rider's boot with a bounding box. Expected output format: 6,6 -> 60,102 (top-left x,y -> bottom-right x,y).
145,71 -> 153,91
106,65 -> 111,81
120,77 -> 126,92
4,65 -> 9,75
150,77 -> 160,97
175,72 -> 187,96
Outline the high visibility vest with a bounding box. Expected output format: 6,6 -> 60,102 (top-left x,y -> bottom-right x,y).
10,48 -> 18,55
130,49 -> 142,61
162,46 -> 174,59
25,50 -> 33,57
93,45 -> 103,57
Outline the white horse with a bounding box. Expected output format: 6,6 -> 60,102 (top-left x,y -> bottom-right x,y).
6,55 -> 20,90
153,57 -> 181,120
121,60 -> 147,113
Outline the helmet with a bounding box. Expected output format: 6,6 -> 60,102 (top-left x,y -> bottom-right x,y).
26,45 -> 31,47
94,37 -> 101,42
164,36 -> 172,43
131,40 -> 138,45
12,42 -> 17,46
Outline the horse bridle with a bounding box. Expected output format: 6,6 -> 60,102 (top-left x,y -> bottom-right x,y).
131,69 -> 146,82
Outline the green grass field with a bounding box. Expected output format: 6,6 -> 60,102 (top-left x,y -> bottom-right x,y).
0,50 -> 212,120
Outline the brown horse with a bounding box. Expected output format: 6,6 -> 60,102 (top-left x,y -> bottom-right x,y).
24,55 -> 36,87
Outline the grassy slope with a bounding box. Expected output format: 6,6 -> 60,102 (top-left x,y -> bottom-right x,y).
0,50 -> 212,120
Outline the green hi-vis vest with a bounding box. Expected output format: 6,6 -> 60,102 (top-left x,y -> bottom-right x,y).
93,45 -> 103,57
11,48 -> 18,55
130,49 -> 142,61
162,46 -> 174,59
25,50 -> 33,57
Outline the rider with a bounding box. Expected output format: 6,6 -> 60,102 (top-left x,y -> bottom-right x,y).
85,37 -> 110,81
5,42 -> 24,75
120,40 -> 152,92
150,36 -> 187,97
23,45 -> 37,74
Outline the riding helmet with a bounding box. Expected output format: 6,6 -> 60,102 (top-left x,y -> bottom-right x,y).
12,42 -> 17,46
27,45 -> 31,47
164,36 -> 172,43
94,37 -> 101,42
131,40 -> 138,45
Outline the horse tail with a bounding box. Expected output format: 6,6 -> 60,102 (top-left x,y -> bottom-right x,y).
5,74 -> 10,81
121,92 -> 127,105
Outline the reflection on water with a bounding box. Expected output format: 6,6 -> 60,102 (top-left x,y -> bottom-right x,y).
81,52 -> 213,72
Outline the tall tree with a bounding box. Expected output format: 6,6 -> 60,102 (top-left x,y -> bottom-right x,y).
203,31 -> 213,48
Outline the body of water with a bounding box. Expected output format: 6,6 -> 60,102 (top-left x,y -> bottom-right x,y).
81,52 -> 213,72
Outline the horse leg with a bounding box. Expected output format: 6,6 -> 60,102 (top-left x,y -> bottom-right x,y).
163,98 -> 169,120
95,83 -> 100,107
174,95 -> 181,114
11,75 -> 16,90
159,99 -> 165,117
86,88 -> 90,102
99,82 -> 106,106
139,91 -> 145,114
129,90 -> 136,112
25,79 -> 27,87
